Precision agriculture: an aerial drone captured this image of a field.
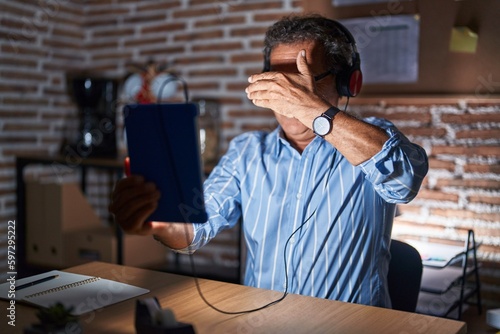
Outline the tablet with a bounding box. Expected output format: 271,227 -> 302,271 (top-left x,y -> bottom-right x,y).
123,103 -> 208,223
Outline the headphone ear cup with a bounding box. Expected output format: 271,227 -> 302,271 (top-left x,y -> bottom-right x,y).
262,51 -> 271,73
262,59 -> 270,73
336,70 -> 350,97
336,67 -> 362,97
347,68 -> 362,97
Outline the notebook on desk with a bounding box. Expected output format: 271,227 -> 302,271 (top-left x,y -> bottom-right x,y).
0,270 -> 149,315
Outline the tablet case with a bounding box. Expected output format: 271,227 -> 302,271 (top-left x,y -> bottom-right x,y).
123,103 -> 208,223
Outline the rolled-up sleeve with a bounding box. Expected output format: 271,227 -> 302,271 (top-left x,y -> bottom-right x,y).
172,222 -> 214,255
359,117 -> 428,203
172,136 -> 245,254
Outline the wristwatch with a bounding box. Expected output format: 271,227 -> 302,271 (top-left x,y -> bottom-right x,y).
312,106 -> 340,137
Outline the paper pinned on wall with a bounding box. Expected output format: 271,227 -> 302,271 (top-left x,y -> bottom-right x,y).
339,14 -> 420,84
333,0 -> 412,6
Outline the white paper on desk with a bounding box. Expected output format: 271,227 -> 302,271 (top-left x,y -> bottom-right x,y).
339,15 -> 420,84
0,270 -> 149,315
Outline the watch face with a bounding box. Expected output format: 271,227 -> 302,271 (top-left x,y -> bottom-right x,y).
313,116 -> 331,136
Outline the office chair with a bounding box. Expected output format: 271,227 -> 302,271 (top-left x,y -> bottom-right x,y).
387,239 -> 423,312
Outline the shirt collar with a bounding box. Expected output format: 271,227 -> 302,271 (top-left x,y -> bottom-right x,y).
273,126 -> 325,157
273,126 -> 287,157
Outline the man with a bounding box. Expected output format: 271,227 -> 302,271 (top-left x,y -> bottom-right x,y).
109,14 -> 428,308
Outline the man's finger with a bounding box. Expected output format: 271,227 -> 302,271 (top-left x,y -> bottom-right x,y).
248,71 -> 283,83
296,49 -> 311,78
112,175 -> 145,195
246,80 -> 279,97
250,98 -> 270,109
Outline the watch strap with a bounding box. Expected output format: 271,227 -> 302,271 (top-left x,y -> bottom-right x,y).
323,106 -> 340,120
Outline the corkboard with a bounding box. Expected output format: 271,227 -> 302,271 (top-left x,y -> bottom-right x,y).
302,0 -> 500,96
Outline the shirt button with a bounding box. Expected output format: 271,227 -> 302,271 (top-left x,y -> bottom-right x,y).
296,193 -> 302,199
290,237 -> 295,244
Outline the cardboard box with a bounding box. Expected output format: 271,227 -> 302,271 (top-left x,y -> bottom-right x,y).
26,181 -> 102,267
65,227 -> 167,268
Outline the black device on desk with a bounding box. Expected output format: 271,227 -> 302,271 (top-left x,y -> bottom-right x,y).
123,103 -> 208,223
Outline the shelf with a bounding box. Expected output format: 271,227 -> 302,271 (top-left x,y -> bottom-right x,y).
412,230 -> 482,320
417,285 -> 478,318
16,155 -> 125,276
421,265 -> 479,294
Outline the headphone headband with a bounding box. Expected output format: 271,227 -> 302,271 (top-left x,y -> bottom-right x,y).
329,19 -> 362,97
329,19 -> 359,55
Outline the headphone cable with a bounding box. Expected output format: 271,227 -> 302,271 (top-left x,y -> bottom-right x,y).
183,209 -> 316,315
344,96 -> 350,112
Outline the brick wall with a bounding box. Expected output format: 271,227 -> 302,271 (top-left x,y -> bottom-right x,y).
0,0 -> 499,308
349,98 -> 500,306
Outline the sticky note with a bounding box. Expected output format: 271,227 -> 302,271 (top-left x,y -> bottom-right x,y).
449,26 -> 478,53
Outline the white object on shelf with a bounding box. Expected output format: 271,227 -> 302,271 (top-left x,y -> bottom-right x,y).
404,239 -> 466,268
487,308 -> 500,330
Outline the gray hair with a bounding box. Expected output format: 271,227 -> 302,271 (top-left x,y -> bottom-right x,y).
263,14 -> 354,72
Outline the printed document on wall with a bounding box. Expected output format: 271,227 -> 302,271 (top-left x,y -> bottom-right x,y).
339,15 -> 420,84
333,0 -> 412,6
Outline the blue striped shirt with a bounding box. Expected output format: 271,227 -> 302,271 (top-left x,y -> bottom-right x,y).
184,117 -> 428,307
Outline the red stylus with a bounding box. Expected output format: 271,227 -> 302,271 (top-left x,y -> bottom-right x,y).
124,156 -> 131,177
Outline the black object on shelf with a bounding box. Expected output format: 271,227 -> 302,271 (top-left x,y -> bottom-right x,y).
64,75 -> 118,159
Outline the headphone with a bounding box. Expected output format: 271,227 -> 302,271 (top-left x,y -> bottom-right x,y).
263,18 -> 363,98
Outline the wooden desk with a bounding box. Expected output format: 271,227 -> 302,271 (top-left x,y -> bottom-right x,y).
1,262 -> 467,334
